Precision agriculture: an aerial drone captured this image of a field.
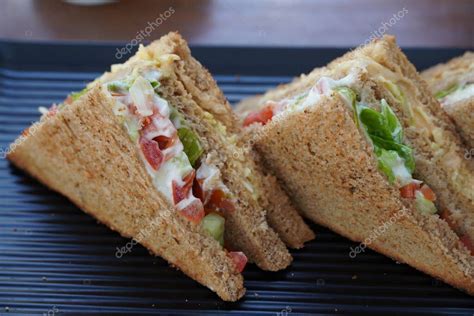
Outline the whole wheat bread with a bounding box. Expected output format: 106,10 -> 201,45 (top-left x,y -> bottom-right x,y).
7,87 -> 245,301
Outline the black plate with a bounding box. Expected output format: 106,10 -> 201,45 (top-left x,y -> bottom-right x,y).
0,40 -> 473,315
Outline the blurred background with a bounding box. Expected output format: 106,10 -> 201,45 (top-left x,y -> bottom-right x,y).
0,0 -> 472,48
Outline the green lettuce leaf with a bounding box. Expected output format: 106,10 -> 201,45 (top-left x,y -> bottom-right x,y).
434,83 -> 459,99
169,106 -> 187,128
380,99 -> 403,143
177,127 -> 204,167
335,86 -> 359,127
370,135 -> 415,173
150,80 -> 160,89
374,148 -> 397,184
358,99 -> 414,174
107,81 -> 130,94
359,106 -> 393,140
70,88 -> 89,101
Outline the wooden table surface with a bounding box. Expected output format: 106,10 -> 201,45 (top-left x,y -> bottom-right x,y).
1,0 -> 473,47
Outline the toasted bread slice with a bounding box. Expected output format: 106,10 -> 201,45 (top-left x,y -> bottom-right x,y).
112,32 -> 314,249
252,93 -> 473,294
7,87 -> 245,301
421,52 -> 474,149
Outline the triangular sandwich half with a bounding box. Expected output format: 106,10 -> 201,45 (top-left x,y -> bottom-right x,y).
236,35 -> 474,294
7,33 -> 295,300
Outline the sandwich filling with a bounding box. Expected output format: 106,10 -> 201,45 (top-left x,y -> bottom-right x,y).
38,68 -> 248,271
243,72 -> 473,255
245,59 -> 474,207
435,82 -> 474,105
431,60 -> 474,106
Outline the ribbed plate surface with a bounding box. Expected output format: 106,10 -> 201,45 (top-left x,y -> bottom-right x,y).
0,42 -> 473,315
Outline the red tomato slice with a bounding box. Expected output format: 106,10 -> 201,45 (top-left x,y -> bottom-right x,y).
178,199 -> 205,223
399,182 -> 420,199
172,171 -> 196,205
206,189 -> 235,213
228,251 -> 247,273
243,112 -> 262,127
64,96 -> 73,105
192,178 -> 205,203
439,209 -> 457,231
459,235 -> 474,256
218,199 -> 236,213
153,134 -> 175,151
242,105 -> 274,127
139,136 -> 164,170
141,116 -> 153,129
129,104 -> 139,115
47,104 -> 58,117
208,189 -> 225,207
21,127 -> 30,137
420,184 -> 436,201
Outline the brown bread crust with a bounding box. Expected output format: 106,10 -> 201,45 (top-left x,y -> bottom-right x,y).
7,87 -> 245,301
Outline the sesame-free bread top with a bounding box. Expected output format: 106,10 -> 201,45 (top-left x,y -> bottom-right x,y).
7,87 -> 245,301
252,93 -> 474,294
